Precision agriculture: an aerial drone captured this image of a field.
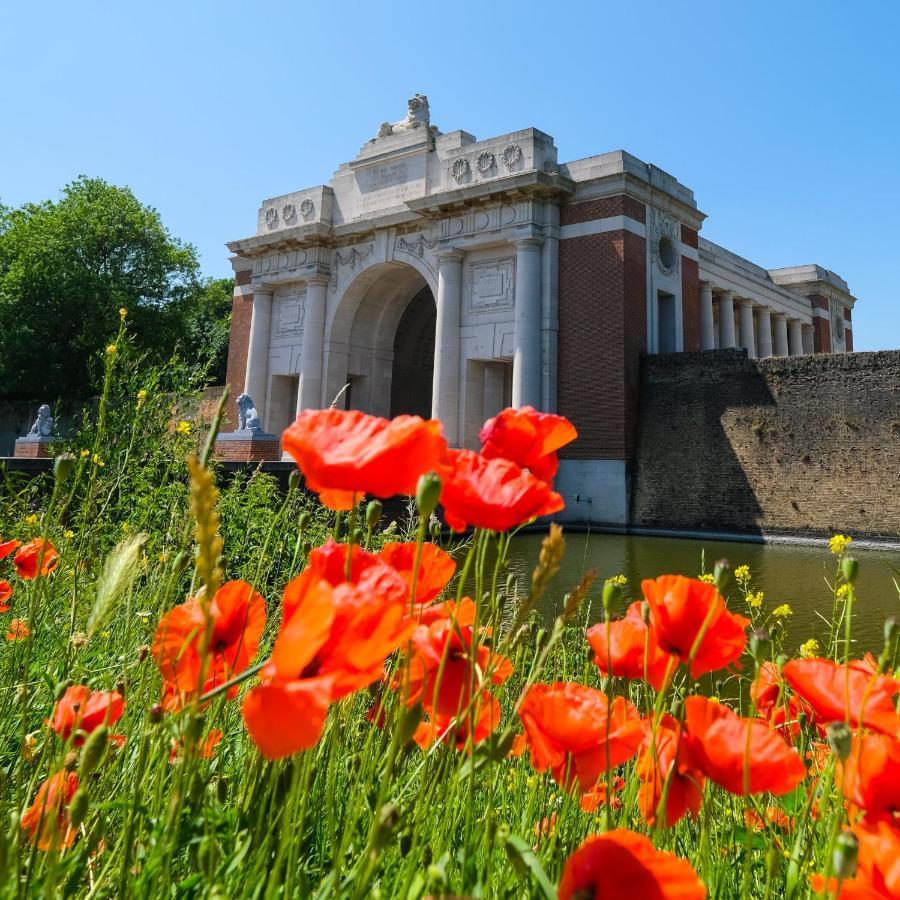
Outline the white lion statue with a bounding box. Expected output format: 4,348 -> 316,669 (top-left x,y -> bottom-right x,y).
378,94 -> 431,138
28,404 -> 53,437
236,394 -> 262,432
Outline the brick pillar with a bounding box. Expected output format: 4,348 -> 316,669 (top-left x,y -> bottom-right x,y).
224,268 -> 254,429
809,293 -> 832,353
845,307 -> 853,351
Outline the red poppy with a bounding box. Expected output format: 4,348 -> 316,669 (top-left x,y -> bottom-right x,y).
642,575 -> 749,678
518,682 -> 642,792
558,829 -> 706,900
636,714 -> 706,828
751,661 -> 817,740
579,776 -> 625,813
440,449 -> 564,533
13,538 -> 58,579
282,408 -> 448,511
412,693 -> 502,753
0,579 -> 12,612
587,601 -> 677,691
682,696 -> 806,796
243,571 -> 412,759
378,541 -> 456,605
744,807 -> 792,831
153,580 -> 266,707
169,728 -> 223,763
21,771 -> 79,851
782,658 -> 900,737
840,734 -> 900,821
6,618 -> 30,641
0,539 -> 20,560
49,685 -> 125,745
416,596 -> 477,628
478,406 -> 577,485
811,819 -> 900,899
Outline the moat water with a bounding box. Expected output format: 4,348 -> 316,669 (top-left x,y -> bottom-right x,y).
506,532 -> 900,654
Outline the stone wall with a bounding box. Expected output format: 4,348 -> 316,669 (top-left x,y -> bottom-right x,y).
631,350 -> 900,540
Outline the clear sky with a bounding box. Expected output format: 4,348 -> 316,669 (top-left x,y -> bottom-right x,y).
3,1 -> 898,350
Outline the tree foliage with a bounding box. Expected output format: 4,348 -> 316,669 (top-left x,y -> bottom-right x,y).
0,176 -> 232,399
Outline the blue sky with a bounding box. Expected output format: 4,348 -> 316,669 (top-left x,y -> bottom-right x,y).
3,1 -> 898,350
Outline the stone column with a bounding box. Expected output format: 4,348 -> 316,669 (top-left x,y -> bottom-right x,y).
757,307 -> 773,358
773,314 -> 789,356
432,249 -> 464,444
699,282 -> 716,350
788,319 -> 804,356
295,275 -> 329,415
512,238 -> 543,409
738,300 -> 757,358
718,290 -> 736,349
243,286 -> 274,425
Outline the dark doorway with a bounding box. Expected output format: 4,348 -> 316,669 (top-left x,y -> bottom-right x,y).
390,286 -> 435,419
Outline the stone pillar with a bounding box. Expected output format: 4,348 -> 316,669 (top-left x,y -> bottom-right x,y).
243,286 -> 274,426
788,319 -> 804,356
738,300 -> 757,358
512,238 -> 543,409
699,282 -> 715,350
718,290 -> 736,350
773,315 -> 789,356
295,275 -> 329,415
432,249 -> 464,444
757,308 -> 773,358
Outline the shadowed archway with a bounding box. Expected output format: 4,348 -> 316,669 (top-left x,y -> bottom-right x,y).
390,286 -> 435,419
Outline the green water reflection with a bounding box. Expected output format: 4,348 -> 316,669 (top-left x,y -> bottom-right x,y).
506,532 -> 900,654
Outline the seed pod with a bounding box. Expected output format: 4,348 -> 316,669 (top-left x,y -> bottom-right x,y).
54,453 -> 76,484
69,787 -> 89,829
288,470 -> 301,492
365,500 -> 383,530
78,726 -> 108,777
298,511 -> 311,531
601,580 -> 621,618
372,803 -> 400,850
54,680 -> 72,701
416,473 -> 442,520
841,557 -> 859,585
827,721 -> 853,762
172,550 -> 191,574
713,559 -> 730,588
429,520 -> 442,541
832,831 -> 859,881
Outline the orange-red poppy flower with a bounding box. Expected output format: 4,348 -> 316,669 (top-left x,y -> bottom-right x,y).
153,580 -> 266,707
751,661 -> 817,740
405,597 -> 512,720
0,579 -> 12,612
579,775 -> 626,813
478,406 -> 577,485
0,539 -> 20,560
20,771 -> 79,851
642,575 -> 749,678
169,728 -> 223,764
378,541 -> 456,605
440,449 -> 564,533
558,829 -> 706,900
412,692 -> 502,753
682,696 -> 806,796
636,714 -> 706,828
6,618 -> 30,641
49,685 -> 125,745
587,601 -> 677,691
811,819 -> 900,898
416,596 -> 477,628
243,571 -> 412,759
839,734 -> 900,821
13,538 -> 58,579
744,807 -> 792,831
518,682 -> 642,792
282,408 -> 449,511
782,658 -> 900,737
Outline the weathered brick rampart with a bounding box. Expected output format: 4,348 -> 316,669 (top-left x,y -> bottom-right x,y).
631,350 -> 900,540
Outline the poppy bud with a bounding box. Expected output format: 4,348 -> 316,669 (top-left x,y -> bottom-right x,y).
641,601 -> 651,625
601,580 -> 622,618
69,787 -> 89,829
373,803 -> 400,850
298,511 -> 311,531
366,500 -> 383,530
78,726 -> 108,777
302,540 -> 313,557
352,527 -> 364,545
429,520 -> 442,541
416,473 -> 442,520
216,776 -> 229,804
172,550 -> 190,574
54,680 -> 72,701
506,574 -> 516,596
796,710 -> 807,730
399,703 -> 424,746
65,750 -> 79,771
832,831 -> 858,881
54,452 -> 76,484
149,704 -> 164,724
713,559 -> 730,588
288,470 -> 301,492
749,627 -> 771,662
826,721 -> 852,762
139,644 -> 150,662
883,616 -> 897,645
841,557 -> 859,585
185,714 -> 205,745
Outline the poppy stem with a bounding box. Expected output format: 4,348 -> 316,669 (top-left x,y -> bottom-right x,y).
196,658 -> 267,704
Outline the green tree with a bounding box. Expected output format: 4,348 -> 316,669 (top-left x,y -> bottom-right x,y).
0,176 -> 230,399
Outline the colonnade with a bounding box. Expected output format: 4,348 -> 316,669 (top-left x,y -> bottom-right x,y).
698,282 -> 810,358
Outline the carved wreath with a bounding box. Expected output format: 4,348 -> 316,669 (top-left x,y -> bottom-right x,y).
501,143 -> 522,169
451,158 -> 470,182
282,202 -> 296,224
300,198 -> 315,220
833,312 -> 845,341
476,150 -> 495,174
264,206 -> 278,227
652,209 -> 680,276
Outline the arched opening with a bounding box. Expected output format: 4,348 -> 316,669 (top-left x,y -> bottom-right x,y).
390,286 -> 435,418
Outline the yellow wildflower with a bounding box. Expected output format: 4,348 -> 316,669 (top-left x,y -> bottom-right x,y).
747,591 -> 764,609
176,421 -> 192,437
829,534 -> 853,555
105,344 -> 118,356
136,389 -> 148,406
92,454 -> 105,467
698,573 -> 716,584
605,574 -> 627,587
836,583 -> 852,601
122,522 -> 131,533
64,530 -> 74,539
772,603 -> 793,619
119,307 -> 128,319
734,565 -> 751,585
800,638 -> 820,659
24,513 -> 38,526
79,449 -> 90,458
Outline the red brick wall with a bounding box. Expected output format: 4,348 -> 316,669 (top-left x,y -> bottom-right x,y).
809,293 -> 831,353
681,257 -> 700,352
845,307 -> 853,351
224,270 -> 253,428
680,224 -> 699,249
558,229 -> 646,460
560,195 -> 646,227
